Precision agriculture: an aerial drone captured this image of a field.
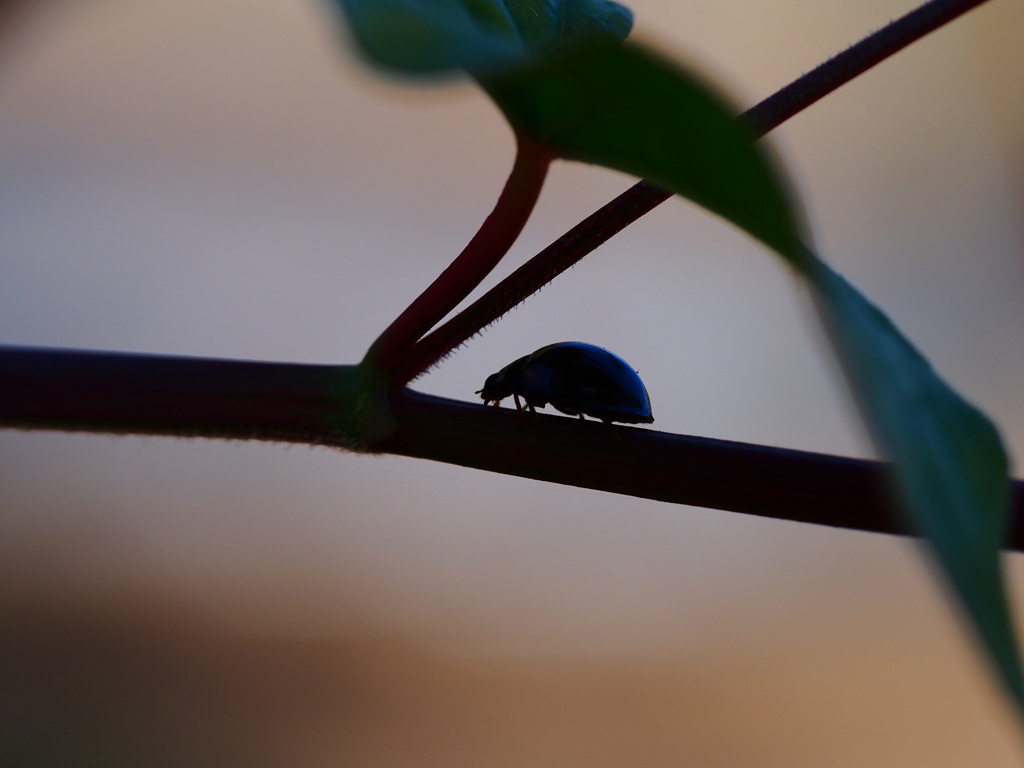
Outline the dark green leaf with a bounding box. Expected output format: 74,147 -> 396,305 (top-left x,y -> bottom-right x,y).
484,36 -> 1022,707
483,42 -> 806,261
812,256 -> 1023,709
331,0 -> 632,76
329,0 -> 1023,713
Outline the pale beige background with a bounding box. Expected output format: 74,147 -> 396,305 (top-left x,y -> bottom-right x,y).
2,0 -> 1024,764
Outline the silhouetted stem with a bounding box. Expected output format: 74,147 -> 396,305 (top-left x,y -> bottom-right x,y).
385,389 -> 1017,543
4,345 -> 1024,549
395,0 -> 993,383
0,346 -> 351,442
747,0 -> 991,133
365,133 -> 552,374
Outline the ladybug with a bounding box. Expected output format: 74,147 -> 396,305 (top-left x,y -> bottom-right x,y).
477,341 -> 653,425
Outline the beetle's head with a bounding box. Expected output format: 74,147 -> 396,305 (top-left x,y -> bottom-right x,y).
477,369 -> 513,402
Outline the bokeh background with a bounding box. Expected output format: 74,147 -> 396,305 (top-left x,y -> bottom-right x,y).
2,0 -> 1024,764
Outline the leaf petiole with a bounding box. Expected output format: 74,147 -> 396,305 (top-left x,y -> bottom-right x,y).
363,132 -> 553,376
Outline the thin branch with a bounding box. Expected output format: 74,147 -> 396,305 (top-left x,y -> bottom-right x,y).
394,0 -> 993,383
365,133 -> 552,374
748,0 -> 992,133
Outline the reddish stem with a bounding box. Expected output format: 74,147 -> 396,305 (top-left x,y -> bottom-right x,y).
364,132 -> 553,374
394,0 -> 993,384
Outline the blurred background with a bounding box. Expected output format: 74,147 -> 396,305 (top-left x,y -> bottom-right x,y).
2,0 -> 1024,764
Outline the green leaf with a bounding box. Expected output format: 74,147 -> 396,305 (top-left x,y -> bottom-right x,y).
811,256 -> 1023,709
483,42 -> 806,262
331,0 -> 632,76
502,0 -> 633,52
485,36 -> 1022,709
328,0 -> 1022,713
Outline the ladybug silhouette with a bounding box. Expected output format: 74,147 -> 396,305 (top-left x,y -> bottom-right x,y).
477,341 -> 653,425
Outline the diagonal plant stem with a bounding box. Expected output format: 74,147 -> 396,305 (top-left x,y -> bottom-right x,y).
364,132 -> 552,375
392,0 -> 992,384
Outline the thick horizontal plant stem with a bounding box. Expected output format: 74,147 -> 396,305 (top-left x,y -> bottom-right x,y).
0,347 -> 347,443
395,0 -> 993,383
5,345 -> 1024,549
385,389 -> 995,542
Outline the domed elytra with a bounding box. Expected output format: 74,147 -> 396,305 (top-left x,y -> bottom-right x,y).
477,342 -> 653,425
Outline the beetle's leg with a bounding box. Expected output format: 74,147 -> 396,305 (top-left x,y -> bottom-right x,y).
523,403 -> 542,439
511,394 -> 530,426
514,394 -> 529,423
